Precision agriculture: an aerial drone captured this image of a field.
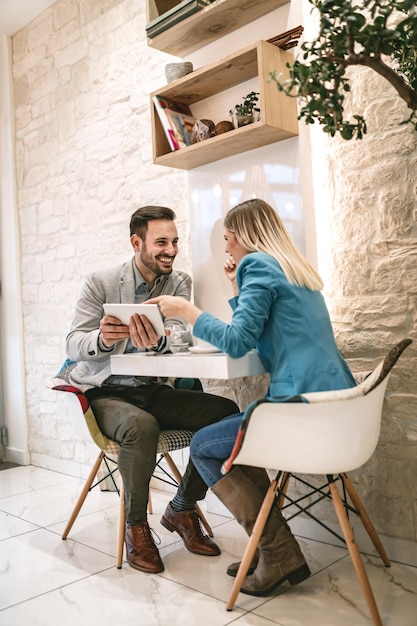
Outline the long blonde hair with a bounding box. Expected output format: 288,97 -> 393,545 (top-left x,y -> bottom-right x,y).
224,198 -> 323,290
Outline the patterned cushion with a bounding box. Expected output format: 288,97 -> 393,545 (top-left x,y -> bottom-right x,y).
157,429 -> 194,453
302,338 -> 412,404
301,363 -> 383,404
46,359 -> 77,389
365,338 -> 412,392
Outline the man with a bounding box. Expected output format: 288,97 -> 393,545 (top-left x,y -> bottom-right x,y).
66,205 -> 239,574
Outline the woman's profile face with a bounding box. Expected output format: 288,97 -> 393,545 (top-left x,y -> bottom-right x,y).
224,228 -> 249,265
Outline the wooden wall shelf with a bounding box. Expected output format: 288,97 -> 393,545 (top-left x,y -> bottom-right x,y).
150,40 -> 298,170
146,0 -> 290,57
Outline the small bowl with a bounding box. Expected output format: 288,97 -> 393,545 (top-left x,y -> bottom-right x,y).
165,62 -> 193,83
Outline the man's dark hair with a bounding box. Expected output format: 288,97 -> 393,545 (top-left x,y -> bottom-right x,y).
129,205 -> 176,239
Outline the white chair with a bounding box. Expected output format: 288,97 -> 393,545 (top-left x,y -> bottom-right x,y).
223,338 -> 412,626
48,363 -> 212,568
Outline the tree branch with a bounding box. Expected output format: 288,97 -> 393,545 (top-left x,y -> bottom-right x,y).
328,53 -> 417,110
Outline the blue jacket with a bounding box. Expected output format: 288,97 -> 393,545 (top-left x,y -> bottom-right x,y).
193,252 -> 355,398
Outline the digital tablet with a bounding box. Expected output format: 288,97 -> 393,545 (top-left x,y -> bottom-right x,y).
103,303 -> 165,336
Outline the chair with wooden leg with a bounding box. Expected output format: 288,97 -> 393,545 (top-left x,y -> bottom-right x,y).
221,338 -> 412,626
48,362 -> 213,568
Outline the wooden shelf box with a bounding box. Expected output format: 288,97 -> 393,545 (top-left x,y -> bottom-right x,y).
150,40 -> 298,170
146,0 -> 290,57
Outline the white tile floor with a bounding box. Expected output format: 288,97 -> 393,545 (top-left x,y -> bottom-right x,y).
1,465 -> 417,626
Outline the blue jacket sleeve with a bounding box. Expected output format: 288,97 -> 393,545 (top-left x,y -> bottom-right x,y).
193,253 -> 278,358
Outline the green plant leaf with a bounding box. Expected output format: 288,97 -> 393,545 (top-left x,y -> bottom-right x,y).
270,0 -> 417,140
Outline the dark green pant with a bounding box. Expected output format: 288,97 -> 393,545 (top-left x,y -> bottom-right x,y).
86,384 -> 238,522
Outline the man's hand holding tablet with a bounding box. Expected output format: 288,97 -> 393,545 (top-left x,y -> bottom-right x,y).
102,303 -> 165,349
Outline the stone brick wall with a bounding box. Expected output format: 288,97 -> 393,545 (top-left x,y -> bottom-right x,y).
10,0 -> 417,541
312,64 -> 417,540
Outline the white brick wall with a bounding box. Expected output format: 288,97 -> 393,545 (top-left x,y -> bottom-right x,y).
12,0 -> 190,468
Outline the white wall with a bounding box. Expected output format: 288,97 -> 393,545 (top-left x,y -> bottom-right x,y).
189,139 -> 308,322
0,33 -> 29,465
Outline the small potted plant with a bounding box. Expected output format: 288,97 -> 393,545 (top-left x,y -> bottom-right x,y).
229,91 -> 260,129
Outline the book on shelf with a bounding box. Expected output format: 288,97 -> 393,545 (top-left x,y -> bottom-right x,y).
164,109 -> 196,148
153,95 -> 196,151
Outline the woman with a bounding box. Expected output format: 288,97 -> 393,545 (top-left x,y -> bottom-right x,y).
149,198 -> 355,596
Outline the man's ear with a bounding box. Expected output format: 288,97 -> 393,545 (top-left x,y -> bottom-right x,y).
130,234 -> 142,252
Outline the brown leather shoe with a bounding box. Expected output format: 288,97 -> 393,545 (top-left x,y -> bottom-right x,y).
160,503 -> 221,556
125,522 -> 164,573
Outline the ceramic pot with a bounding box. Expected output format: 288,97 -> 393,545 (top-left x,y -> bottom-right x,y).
165,62 -> 193,83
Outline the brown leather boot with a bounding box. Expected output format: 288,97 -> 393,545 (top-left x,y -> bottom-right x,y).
161,503 -> 221,556
239,510 -> 310,596
212,466 -> 310,596
227,550 -> 259,578
226,466 -> 270,577
125,521 -> 164,573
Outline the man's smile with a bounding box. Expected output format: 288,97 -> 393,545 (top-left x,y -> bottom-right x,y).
157,255 -> 174,268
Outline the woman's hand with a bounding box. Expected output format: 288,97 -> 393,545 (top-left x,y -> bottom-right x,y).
147,295 -> 202,326
224,256 -> 238,296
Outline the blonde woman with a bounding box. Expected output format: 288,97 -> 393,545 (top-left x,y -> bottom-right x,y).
149,198 -> 355,596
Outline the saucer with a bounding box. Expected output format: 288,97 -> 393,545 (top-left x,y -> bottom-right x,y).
188,346 -> 222,354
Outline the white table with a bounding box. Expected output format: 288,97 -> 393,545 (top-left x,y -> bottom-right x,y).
110,349 -> 265,379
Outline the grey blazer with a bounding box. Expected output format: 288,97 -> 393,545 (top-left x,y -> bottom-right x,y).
66,258 -> 192,390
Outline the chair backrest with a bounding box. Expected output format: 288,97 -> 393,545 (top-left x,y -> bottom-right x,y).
233,379 -> 388,474
47,360 -> 112,451
232,338 -> 412,475
64,389 -> 93,442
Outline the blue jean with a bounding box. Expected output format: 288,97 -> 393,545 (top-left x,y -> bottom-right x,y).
190,412 -> 243,487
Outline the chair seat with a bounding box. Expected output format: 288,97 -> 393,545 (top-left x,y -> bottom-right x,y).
157,429 -> 195,454
102,430 -> 195,459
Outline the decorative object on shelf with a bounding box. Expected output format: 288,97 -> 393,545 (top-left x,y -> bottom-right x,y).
165,61 -> 193,83
153,95 -> 196,151
267,25 -> 304,51
229,91 -> 260,129
146,0 -> 211,39
191,119 -> 216,143
214,120 -> 234,135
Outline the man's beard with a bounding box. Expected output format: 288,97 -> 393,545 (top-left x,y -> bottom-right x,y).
140,249 -> 174,276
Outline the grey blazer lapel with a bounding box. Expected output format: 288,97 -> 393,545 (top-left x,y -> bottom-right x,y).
120,259 -> 136,303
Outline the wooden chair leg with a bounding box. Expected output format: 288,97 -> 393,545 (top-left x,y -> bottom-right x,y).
226,479 -> 278,611
117,480 -> 125,568
329,481 -> 382,626
163,452 -> 214,537
341,473 -> 390,566
62,451 -> 105,539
